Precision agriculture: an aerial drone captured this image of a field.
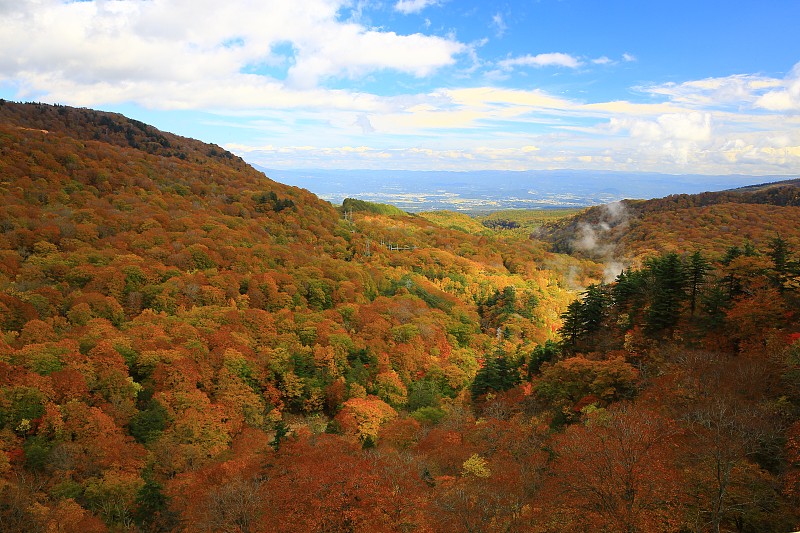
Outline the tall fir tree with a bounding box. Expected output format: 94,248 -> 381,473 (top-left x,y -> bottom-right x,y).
687,251 -> 709,317
644,252 -> 687,336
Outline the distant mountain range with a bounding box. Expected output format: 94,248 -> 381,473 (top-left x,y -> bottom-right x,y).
255,166 -> 799,213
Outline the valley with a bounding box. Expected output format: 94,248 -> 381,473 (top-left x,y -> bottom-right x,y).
1,102 -> 799,532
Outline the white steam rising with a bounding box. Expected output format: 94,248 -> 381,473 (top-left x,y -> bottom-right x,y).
572,201 -> 630,282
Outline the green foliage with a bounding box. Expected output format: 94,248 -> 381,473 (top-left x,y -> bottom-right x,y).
134,473 -> 176,531
687,251 -> 709,316
342,197 -> 406,216
252,190 -> 295,212
271,420 -> 291,451
303,279 -> 334,310
534,356 -> 638,425
471,352 -> 521,400
558,284 -> 611,351
187,245 -> 216,270
411,406 -> 447,425
406,380 -> 442,411
767,235 -> 798,291
643,252 -> 687,336
391,323 -> 419,343
129,399 -> 170,444
482,219 -> 520,230
346,349 -> 378,387
0,386 -> 46,430
381,275 -> 454,312
23,435 -> 53,471
528,340 -> 559,376
50,479 -> 84,500
15,344 -> 66,375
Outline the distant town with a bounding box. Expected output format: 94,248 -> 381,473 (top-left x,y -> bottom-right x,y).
259,167 -> 792,213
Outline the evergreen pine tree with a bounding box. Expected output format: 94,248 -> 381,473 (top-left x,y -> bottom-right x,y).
582,283 -> 610,335
559,300 -> 584,351
687,251 -> 709,317
471,352 -> 520,400
613,268 -> 647,329
768,235 -> 791,292
528,340 -> 559,377
644,252 -> 687,336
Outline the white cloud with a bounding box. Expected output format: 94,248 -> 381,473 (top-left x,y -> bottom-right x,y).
642,74 -> 783,109
755,62 -> 800,112
607,112 -> 713,164
499,53 -> 582,70
491,13 -> 507,38
287,29 -> 464,88
228,143 -> 554,171
639,63 -> 800,116
220,83 -> 800,174
354,114 -> 375,134
1,1 -> 797,176
0,0 -> 465,99
394,0 -> 439,15
622,53 -> 636,62
659,113 -> 712,142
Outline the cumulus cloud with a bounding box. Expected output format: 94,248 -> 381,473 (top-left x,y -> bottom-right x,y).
607,112 -> 713,164
657,112 -> 713,141
755,62 -> 800,112
499,53 -> 582,70
225,81 -> 798,174
638,62 -> 800,117
394,0 -> 440,15
2,1 -> 797,177
0,0 -> 464,101
610,112 -> 711,142
286,29 -> 464,89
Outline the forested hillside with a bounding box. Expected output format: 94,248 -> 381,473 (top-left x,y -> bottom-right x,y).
535,181 -> 800,266
1,102 -> 799,532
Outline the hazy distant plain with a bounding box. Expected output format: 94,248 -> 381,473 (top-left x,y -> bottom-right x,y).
260,168 -> 793,213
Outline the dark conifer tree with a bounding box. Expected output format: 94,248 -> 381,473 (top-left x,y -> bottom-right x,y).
613,268 -> 647,330
768,235 -> 791,292
559,299 -> 584,352
582,283 -> 610,335
687,251 -> 709,317
471,352 -> 520,400
644,252 -> 687,336
528,340 -> 559,377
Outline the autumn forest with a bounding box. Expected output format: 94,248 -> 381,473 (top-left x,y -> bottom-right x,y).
1,101 -> 800,532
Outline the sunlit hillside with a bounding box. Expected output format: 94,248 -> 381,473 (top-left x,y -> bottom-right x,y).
1,102 -> 799,532
535,187 -> 800,267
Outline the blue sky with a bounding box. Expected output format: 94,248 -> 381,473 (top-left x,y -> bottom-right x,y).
2,0 -> 799,175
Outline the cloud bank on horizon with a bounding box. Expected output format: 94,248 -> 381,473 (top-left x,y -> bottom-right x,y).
1,0 -> 799,175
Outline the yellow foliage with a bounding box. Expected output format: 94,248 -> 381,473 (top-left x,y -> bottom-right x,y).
462,453 -> 491,478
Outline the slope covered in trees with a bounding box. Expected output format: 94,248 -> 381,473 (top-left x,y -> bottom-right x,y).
535,180 -> 800,264
0,102 -> 583,530
2,101 -> 799,532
